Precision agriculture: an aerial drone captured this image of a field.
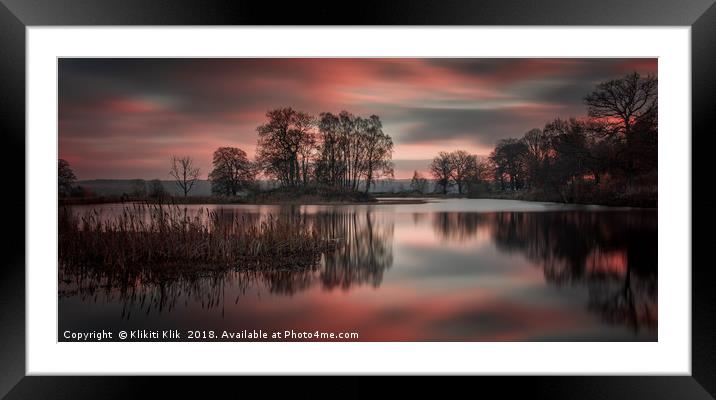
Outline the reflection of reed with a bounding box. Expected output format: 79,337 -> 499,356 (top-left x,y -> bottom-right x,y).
59,208 -> 395,315
60,270 -> 248,318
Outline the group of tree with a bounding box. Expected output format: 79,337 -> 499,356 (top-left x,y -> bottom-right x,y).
488,72 -> 657,201
426,72 -> 657,204
256,108 -> 394,193
168,108 -> 395,197
427,150 -> 491,195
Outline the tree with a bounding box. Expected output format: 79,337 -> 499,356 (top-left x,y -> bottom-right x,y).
410,170 -> 429,194
448,150 -> 477,195
169,155 -> 200,197
148,179 -> 167,199
430,152 -> 454,194
539,118 -> 587,191
256,107 -> 315,187
315,112 -> 343,187
584,72 -> 657,141
340,111 -> 362,190
465,159 -> 492,196
361,115 -> 394,193
58,159 -> 77,197
208,147 -> 255,196
490,139 -> 528,191
522,128 -> 552,188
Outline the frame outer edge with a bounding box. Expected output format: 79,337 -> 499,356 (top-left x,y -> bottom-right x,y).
2,0 -> 715,398
0,2 -> 26,400
692,1 -> 716,398
0,0 -> 716,25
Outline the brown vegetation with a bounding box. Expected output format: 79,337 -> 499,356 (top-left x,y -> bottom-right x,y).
59,203 -> 339,285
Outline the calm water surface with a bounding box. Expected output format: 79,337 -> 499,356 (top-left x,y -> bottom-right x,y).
59,199 -> 657,341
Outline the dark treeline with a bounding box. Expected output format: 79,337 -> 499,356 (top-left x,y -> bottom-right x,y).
423,72 -> 658,207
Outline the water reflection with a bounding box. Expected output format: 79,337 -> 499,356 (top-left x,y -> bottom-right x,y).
316,211 -> 394,290
495,212 -> 656,332
59,204 -> 657,336
60,208 -> 395,315
433,210 -> 657,332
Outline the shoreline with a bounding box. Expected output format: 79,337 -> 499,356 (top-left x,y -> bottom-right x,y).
59,198 -> 432,207
57,196 -> 656,209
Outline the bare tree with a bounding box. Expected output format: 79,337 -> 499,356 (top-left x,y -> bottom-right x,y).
584,71 -> 657,140
256,107 -> 315,187
429,152 -> 454,194
316,112 -> 343,187
522,128 -> 552,188
169,155 -> 200,197
448,150 -> 477,195
361,115 -> 394,193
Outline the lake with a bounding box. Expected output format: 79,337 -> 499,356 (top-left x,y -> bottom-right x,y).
58,198 -> 657,341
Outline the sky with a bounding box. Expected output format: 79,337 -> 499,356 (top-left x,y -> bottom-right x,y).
59,58 -> 657,180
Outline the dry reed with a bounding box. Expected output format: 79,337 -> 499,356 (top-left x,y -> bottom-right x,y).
59,203 -> 339,283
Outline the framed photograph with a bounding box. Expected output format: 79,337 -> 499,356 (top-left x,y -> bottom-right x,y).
2,0 -> 713,398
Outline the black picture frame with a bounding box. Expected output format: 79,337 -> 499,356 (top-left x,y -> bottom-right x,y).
1,1 -> 713,398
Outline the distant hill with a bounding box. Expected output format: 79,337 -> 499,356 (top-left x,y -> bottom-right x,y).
76,179 -> 444,197
77,179 -> 212,197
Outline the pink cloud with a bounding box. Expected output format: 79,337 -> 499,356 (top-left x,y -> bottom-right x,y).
59,58 -> 657,180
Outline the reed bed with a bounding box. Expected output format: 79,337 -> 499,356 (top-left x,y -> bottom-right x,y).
59,204 -> 339,284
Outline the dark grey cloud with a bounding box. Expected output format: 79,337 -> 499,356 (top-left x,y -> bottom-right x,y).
390,106 -> 559,147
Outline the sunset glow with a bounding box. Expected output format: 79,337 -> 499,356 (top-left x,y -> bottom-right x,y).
59,58 -> 657,180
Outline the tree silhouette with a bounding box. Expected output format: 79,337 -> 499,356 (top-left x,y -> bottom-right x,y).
169,155 -> 200,197
429,151 -> 453,194
584,72 -> 657,140
208,147 -> 255,196
490,138 -> 528,191
360,115 -> 394,193
449,150 -> 478,195
58,159 -> 77,197
256,107 -> 315,187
